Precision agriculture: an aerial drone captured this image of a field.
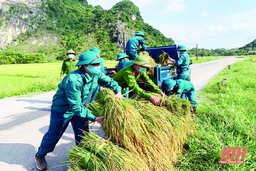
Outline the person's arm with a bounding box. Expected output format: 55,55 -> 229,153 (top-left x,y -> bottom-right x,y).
142,72 -> 161,93
123,71 -> 151,100
139,38 -> 147,50
98,72 -> 122,94
64,77 -> 97,121
142,72 -> 165,97
174,55 -> 185,66
175,82 -> 184,98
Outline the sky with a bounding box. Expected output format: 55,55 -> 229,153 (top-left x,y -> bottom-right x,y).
87,0 -> 256,50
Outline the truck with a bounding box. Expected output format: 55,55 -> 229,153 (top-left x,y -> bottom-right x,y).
146,45 -> 190,99
105,45 -> 188,99
145,45 -> 178,87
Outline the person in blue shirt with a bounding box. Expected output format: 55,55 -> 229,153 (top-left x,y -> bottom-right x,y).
116,52 -> 133,72
34,51 -> 123,171
169,44 -> 191,81
161,78 -> 197,114
125,31 -> 147,60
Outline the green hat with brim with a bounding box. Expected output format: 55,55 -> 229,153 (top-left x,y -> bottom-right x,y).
177,44 -> 187,51
135,31 -> 145,37
66,49 -> 76,55
90,47 -> 101,54
162,79 -> 176,91
133,55 -> 151,68
116,53 -> 128,61
76,51 -> 105,66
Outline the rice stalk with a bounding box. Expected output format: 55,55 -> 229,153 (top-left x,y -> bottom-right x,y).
68,132 -> 150,171
72,89 -> 195,171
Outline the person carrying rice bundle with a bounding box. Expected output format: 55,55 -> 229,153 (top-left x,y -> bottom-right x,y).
113,53 -> 165,106
161,78 -> 197,114
34,50 -> 123,171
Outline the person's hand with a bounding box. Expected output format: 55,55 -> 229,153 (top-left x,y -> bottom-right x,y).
150,96 -> 160,106
167,61 -> 174,66
60,77 -> 63,81
168,57 -> 175,62
160,91 -> 165,97
95,116 -> 104,125
110,70 -> 116,75
113,92 -> 123,100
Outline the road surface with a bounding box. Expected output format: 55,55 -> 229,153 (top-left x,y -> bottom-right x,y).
0,57 -> 243,171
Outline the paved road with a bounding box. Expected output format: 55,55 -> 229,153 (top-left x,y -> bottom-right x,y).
0,57 -> 243,171
190,57 -> 243,93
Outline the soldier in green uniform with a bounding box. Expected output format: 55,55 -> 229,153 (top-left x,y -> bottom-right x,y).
116,52 -> 133,72
125,31 -> 147,60
60,49 -> 78,81
113,54 -> 165,106
169,44 -> 191,81
35,51 -> 123,171
161,79 -> 197,114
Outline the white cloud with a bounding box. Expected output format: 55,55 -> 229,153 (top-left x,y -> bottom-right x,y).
201,10 -> 208,17
233,23 -> 249,29
161,0 -> 186,14
171,8 -> 256,48
132,0 -> 187,17
132,0 -> 155,9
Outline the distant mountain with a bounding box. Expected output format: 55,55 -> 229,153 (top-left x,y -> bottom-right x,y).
0,0 -> 253,62
187,38 -> 256,57
0,0 -> 175,60
239,39 -> 256,54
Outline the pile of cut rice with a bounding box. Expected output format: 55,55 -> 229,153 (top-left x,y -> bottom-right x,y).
68,88 -> 194,171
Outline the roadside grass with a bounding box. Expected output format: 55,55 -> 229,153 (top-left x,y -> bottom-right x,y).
175,55 -> 256,171
191,56 -> 231,64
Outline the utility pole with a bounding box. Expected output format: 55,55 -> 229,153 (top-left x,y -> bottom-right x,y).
196,44 -> 198,61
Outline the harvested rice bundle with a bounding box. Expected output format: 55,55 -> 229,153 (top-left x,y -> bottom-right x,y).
161,95 -> 192,117
132,93 -> 194,134
90,89 -> 174,168
132,92 -> 192,117
84,89 -> 194,170
128,100 -> 193,166
158,51 -> 176,76
89,89 -> 152,161
68,132 -> 150,171
159,51 -> 172,66
87,101 -> 104,116
178,114 -> 195,136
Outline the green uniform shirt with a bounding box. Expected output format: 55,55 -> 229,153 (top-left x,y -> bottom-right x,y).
174,79 -> 194,98
174,79 -> 197,107
60,58 -> 78,76
174,52 -> 190,76
113,65 -> 161,100
52,67 -> 122,121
